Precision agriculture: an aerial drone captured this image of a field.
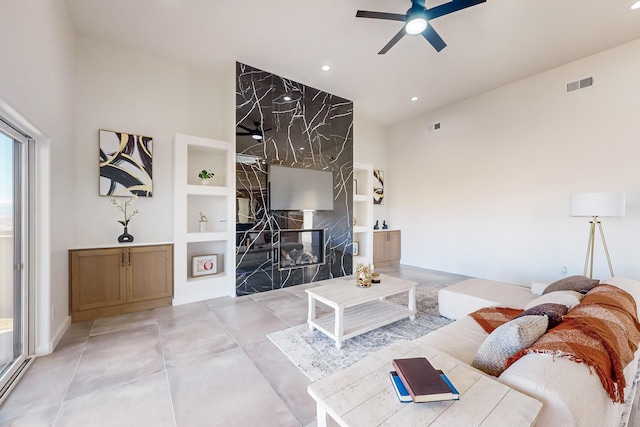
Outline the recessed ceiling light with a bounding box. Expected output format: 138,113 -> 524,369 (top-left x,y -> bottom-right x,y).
632,1 -> 640,9
321,65 -> 331,71
411,96 -> 418,102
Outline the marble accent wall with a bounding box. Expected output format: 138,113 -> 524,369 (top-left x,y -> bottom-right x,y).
235,62 -> 354,295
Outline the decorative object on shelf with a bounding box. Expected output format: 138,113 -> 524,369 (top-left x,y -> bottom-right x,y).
374,220 -> 379,230
353,216 -> 357,226
192,254 -> 219,277
356,263 -> 372,287
111,196 -> 138,243
383,220 -> 388,229
372,272 -> 381,283
354,178 -> 358,195
353,241 -> 360,256
199,211 -> 208,232
373,169 -> 384,205
198,169 -> 215,185
100,130 -> 153,197
569,192 -> 626,278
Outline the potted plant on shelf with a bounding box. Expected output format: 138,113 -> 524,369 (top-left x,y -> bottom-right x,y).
198,169 -> 214,185
111,195 -> 139,243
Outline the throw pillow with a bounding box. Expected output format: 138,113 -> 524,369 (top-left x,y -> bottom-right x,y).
515,303 -> 568,330
542,275 -> 599,295
472,315 -> 548,377
525,291 -> 583,310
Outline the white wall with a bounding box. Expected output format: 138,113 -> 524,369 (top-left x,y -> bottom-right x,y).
0,0 -> 76,353
353,114 -> 389,227
74,37 -> 232,247
387,39 -> 640,284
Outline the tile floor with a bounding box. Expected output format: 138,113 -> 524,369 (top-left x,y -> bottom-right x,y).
0,266 -> 469,427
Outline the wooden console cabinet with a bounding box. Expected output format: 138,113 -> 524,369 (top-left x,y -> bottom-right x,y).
69,244 -> 173,322
373,230 -> 401,267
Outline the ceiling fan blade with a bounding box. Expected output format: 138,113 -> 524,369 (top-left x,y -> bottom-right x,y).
378,28 -> 406,55
356,10 -> 406,22
262,128 -> 272,133
236,132 -> 252,136
237,124 -> 253,132
422,24 -> 447,52
426,0 -> 486,20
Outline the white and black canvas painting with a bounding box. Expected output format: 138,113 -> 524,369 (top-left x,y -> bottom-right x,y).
99,130 -> 153,197
373,169 -> 384,205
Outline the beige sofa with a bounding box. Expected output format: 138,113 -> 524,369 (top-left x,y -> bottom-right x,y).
422,276 -> 640,427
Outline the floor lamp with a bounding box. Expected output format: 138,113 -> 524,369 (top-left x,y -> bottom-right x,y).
570,192 -> 626,278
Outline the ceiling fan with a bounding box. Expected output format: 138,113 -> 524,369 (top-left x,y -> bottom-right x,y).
236,121 -> 272,141
356,0 -> 486,54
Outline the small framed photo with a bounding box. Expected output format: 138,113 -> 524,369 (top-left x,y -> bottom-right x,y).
192,254 -> 219,277
352,241 -> 359,256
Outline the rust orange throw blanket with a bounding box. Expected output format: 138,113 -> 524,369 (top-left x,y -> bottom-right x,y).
506,284 -> 640,403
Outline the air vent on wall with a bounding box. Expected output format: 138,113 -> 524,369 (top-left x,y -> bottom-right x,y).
566,77 -> 594,93
428,122 -> 441,132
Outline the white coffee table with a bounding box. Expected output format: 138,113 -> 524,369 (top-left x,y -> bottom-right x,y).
308,339 -> 542,427
306,274 -> 417,349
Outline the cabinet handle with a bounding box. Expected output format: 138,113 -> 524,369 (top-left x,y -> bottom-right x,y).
128,249 -> 131,266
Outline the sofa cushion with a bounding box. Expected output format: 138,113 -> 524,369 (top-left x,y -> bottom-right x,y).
471,315 -> 548,376
525,291 -> 583,310
438,278 -> 537,320
542,275 -> 599,295
515,303 -> 568,330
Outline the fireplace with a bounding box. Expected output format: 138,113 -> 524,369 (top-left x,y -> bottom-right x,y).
277,228 -> 326,270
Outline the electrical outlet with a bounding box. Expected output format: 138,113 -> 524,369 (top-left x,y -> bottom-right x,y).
561,266 -> 568,274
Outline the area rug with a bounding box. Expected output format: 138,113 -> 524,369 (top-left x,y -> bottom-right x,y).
267,286 -> 453,381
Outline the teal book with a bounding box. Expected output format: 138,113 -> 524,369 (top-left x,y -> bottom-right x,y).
437,370 -> 460,400
389,371 -> 412,402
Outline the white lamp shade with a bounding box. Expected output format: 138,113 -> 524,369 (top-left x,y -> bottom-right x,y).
569,192 -> 626,218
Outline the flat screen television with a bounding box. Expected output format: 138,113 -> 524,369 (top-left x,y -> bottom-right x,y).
268,164 -> 334,211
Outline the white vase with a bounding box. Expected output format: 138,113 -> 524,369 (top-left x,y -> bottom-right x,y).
200,178 -> 210,185
199,221 -> 206,232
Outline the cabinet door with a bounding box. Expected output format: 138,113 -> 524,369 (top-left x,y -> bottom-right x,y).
70,248 -> 127,312
373,232 -> 388,264
387,231 -> 401,262
127,245 -> 174,302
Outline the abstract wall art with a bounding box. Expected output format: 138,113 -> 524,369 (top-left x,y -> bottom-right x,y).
99,130 -> 153,197
373,169 -> 384,205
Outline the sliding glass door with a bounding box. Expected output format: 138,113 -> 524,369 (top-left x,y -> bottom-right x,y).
0,119 -> 33,403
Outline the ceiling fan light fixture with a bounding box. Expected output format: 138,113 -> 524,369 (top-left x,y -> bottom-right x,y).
251,134 -> 262,140
405,16 -> 427,35
405,5 -> 427,35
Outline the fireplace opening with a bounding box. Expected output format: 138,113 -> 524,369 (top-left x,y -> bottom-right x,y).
278,228 -> 326,270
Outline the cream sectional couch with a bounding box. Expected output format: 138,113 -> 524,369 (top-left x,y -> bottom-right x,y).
422,276 -> 640,427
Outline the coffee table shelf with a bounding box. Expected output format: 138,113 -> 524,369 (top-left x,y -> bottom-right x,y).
306,274 -> 417,349
311,299 -> 415,342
